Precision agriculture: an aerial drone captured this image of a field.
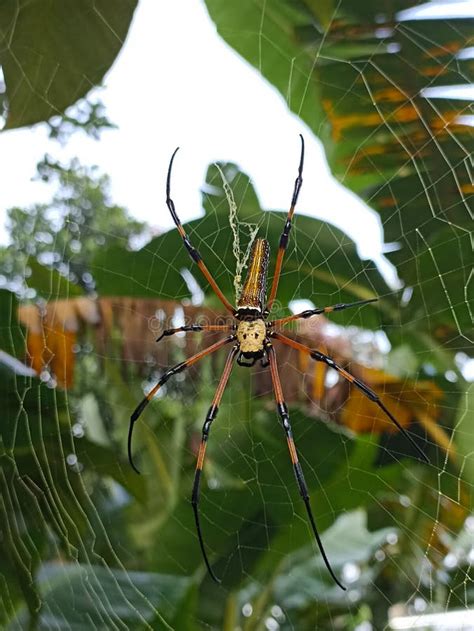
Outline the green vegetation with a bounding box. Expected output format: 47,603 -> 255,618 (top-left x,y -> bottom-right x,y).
0,1 -> 472,629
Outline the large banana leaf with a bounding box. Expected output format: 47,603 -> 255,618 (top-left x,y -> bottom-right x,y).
204,0 -> 473,347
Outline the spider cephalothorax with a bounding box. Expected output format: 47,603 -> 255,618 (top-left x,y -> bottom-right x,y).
128,136 -> 428,589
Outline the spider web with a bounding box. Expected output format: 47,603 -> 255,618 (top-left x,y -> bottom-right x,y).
1,1 -> 473,630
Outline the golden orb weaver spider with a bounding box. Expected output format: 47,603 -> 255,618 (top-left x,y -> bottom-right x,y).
128,136 -> 429,589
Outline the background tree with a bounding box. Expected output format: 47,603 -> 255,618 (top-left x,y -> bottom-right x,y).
0,156 -> 146,295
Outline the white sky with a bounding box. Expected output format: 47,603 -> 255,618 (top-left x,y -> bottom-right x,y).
0,0 -> 472,287
0,0 -> 387,262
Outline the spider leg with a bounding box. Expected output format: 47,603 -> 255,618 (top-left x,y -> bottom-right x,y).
128,335 -> 236,474
266,344 -> 346,590
260,349 -> 270,368
271,298 -> 378,328
191,344 -> 239,583
272,332 -> 429,464
156,323 -> 235,343
166,148 -> 235,314
266,135 -> 304,313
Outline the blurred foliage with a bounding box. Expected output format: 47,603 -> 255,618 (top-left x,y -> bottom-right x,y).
17,295 -> 451,461
1,282 -> 470,628
0,0 -> 473,629
46,97 -> 116,144
0,156 -> 146,295
11,564 -> 192,630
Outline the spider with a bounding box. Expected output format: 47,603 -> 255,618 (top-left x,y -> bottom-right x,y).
128,136 -> 428,589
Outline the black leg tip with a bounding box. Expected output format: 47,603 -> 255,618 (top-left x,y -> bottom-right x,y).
131,398 -> 149,424
359,297 -> 378,307
192,503 -> 222,585
208,570 -> 222,585
130,460 -> 141,475
128,415 -> 142,474
128,437 -> 141,475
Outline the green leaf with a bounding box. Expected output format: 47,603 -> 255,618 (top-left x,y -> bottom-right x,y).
147,389 -> 406,594
0,313 -> 138,626
26,258 -> 83,299
224,509 -> 394,629
390,224 -> 473,334
9,563 -> 192,630
0,289 -> 25,357
0,362 -> 70,626
302,0 -> 336,29
272,509 -> 393,606
203,0 -> 474,343
148,405 -> 347,577
93,162 -> 389,329
75,438 -> 147,504
454,383 -> 474,487
0,0 -> 138,129
248,431 -> 404,582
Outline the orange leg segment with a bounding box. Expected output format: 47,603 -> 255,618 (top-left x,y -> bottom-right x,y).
166,147 -> 235,314
128,335 -> 236,474
191,344 -> 239,583
266,135 -> 304,313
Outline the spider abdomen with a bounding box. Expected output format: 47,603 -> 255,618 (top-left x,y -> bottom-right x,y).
236,319 -> 266,355
236,238 -> 270,317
